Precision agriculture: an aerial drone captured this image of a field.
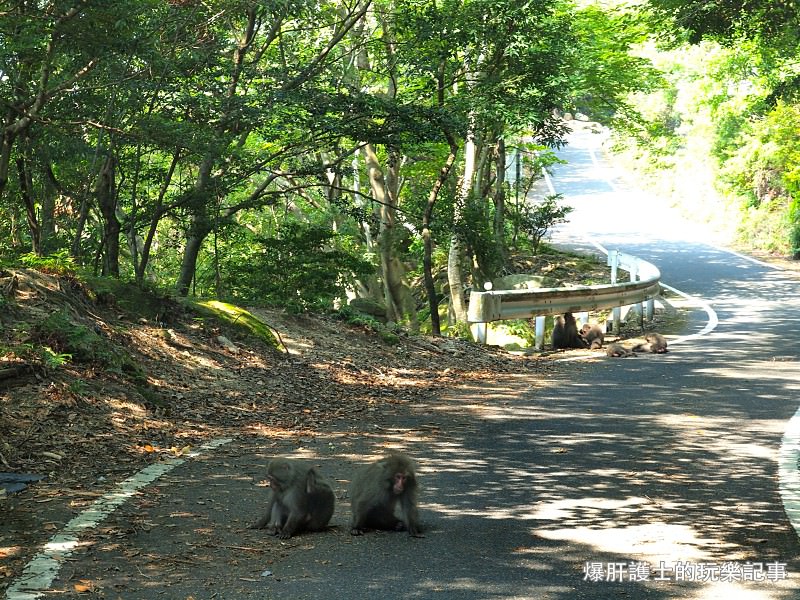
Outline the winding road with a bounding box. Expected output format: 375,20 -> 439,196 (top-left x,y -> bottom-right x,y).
7,124 -> 800,600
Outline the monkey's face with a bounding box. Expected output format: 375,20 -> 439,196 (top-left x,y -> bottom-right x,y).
266,462 -> 291,491
392,472 -> 408,495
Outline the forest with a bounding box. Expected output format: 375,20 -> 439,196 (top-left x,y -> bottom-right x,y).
2,0 -> 799,335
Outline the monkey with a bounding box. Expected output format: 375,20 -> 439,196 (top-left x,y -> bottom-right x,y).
633,332 -> 668,354
580,323 -> 605,349
606,342 -> 635,357
251,457 -> 335,539
350,453 -> 422,537
552,312 -> 588,350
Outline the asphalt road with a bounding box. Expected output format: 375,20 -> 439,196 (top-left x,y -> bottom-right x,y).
8,124 -> 800,600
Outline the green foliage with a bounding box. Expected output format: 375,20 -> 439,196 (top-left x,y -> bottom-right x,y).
333,305 -> 401,345
789,196 -> 800,259
502,319 -> 538,347
19,251 -> 77,276
32,310 -> 136,374
1,341 -> 71,370
446,320 -> 473,340
569,5 -> 663,127
220,220 -> 374,312
462,199 -> 503,280
510,194 -> 574,252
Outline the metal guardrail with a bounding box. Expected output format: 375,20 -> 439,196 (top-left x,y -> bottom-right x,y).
467,250 -> 661,346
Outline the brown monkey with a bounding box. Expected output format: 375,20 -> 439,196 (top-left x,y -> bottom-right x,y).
633,332 -> 668,354
350,453 -> 422,537
251,457 -> 335,539
552,312 -> 588,350
580,323 -> 605,349
606,342 -> 635,357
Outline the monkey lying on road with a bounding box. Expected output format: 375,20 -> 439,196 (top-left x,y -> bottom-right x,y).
633,332 -> 668,354
606,342 -> 635,357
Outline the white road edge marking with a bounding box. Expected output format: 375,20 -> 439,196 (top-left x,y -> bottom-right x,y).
779,408 -> 800,538
5,437 -> 233,600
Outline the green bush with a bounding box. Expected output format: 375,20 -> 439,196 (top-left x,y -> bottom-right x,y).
33,310 -> 137,373
222,221 -> 374,312
510,194 -> 574,252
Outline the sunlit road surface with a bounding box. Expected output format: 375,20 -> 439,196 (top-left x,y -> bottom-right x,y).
10,123 -> 800,600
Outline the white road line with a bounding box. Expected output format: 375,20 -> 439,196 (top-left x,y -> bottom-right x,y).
5,437 -> 233,600
710,244 -> 785,271
779,409 -> 800,538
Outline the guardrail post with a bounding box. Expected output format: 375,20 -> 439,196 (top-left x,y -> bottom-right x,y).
474,322 -> 488,345
629,262 -> 643,319
608,250 -> 621,334
535,315 -> 545,350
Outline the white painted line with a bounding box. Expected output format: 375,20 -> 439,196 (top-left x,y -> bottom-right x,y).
657,282 -> 719,344
587,148 -> 619,193
779,407 -> 800,537
5,437 -> 233,600
543,167 -> 556,196
710,244 -> 785,270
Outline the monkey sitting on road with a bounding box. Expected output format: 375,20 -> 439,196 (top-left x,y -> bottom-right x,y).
552,312 -> 589,350
251,457 -> 335,539
580,323 -> 605,349
350,453 -> 423,537
606,342 -> 635,357
633,332 -> 668,354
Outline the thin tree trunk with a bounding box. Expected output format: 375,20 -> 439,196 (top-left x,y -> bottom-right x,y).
136,149 -> 180,284
176,225 -> 209,296
493,137 -> 506,261
423,134 -> 458,336
96,153 -> 120,277
16,149 -> 40,255
176,156 -> 214,296
447,119 -> 477,325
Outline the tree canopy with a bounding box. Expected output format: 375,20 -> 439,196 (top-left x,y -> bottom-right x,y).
8,0 -> 783,335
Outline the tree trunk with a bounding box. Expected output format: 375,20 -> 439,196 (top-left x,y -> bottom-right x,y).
136,150 -> 180,284
175,155 -> 214,296
16,150 -> 40,255
423,134 -> 459,336
447,121 -> 477,325
364,143 -> 404,323
96,153 -> 120,277
176,214 -> 213,296
493,137 -> 506,262
0,132 -> 15,202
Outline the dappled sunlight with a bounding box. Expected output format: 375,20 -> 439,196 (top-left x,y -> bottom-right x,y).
537,521 -> 718,563
689,360 -> 800,386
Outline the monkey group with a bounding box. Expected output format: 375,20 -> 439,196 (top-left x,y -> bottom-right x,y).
551,312 -> 668,357
251,453 -> 422,539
